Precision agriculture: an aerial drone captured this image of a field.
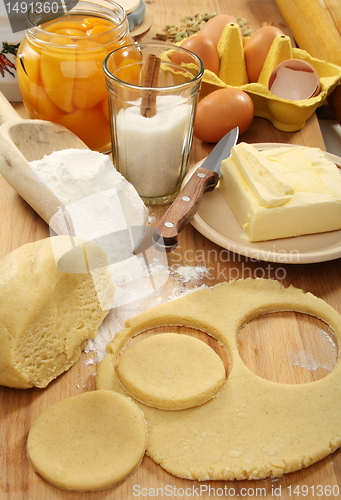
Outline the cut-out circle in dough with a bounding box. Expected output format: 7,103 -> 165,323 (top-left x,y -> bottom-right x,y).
117,333 -> 226,409
97,279 -> 341,481
238,311 -> 339,384
27,390 -> 147,491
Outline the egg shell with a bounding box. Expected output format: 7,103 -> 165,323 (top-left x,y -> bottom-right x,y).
194,87 -> 254,143
243,26 -> 285,83
199,14 -> 239,46
176,35 -> 220,74
268,58 -> 320,100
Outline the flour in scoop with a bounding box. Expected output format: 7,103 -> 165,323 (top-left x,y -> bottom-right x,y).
30,148 -> 142,206
29,149 -> 148,262
116,95 -> 192,198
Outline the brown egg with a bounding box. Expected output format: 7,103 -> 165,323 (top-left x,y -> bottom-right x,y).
194,87 -> 254,143
173,35 -> 220,74
244,26 -> 285,83
199,14 -> 239,46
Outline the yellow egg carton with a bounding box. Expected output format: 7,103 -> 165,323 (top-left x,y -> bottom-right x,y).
200,23 -> 341,132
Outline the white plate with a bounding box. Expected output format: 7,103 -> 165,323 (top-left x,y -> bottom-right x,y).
187,143 -> 341,264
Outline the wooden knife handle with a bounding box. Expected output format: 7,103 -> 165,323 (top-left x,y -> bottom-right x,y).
153,166 -> 219,248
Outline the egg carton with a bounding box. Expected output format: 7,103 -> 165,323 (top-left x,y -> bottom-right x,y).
200,23 -> 341,132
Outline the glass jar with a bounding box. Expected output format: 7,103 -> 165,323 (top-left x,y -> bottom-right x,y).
104,42 -> 203,205
16,0 -> 133,152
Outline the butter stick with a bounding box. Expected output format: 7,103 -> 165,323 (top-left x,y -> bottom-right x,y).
219,144 -> 341,242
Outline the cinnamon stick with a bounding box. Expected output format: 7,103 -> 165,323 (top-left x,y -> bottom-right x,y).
140,53 -> 161,118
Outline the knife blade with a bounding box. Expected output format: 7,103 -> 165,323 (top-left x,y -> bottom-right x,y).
153,126 -> 239,249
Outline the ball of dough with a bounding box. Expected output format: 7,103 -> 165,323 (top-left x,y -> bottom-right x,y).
0,236 -> 114,389
27,390 -> 147,491
117,333 -> 226,409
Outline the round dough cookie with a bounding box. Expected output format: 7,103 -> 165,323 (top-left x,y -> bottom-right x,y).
27,390 -> 147,492
97,279 -> 341,481
117,333 -> 226,409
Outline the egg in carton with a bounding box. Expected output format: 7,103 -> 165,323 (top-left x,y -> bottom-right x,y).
199,23 -> 341,132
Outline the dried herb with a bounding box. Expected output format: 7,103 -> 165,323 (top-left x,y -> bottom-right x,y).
155,13 -> 253,43
2,42 -> 20,55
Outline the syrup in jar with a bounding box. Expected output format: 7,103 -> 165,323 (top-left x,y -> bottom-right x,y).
17,0 -> 133,152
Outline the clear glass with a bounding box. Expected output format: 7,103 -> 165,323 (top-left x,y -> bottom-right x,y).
16,0 -> 133,153
104,42 -> 204,205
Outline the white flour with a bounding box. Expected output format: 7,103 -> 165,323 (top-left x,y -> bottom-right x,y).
29,149 -> 148,262
84,261 -> 210,363
116,95 -> 192,198
30,149 -> 122,205
172,265 -> 210,283
288,349 -> 336,372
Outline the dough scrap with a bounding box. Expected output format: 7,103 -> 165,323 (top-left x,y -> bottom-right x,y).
97,278 -> 341,480
27,390 -> 147,491
117,333 -> 226,409
0,236 -> 114,389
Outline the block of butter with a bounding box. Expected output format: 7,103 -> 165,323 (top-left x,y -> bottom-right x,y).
219,142 -> 341,242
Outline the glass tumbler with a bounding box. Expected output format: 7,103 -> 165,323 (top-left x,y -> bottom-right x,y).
16,0 -> 133,153
103,42 -> 204,205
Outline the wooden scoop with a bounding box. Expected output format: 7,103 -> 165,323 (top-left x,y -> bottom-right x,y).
0,91 -> 88,229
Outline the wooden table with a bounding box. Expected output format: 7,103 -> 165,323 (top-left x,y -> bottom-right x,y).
1,1 -> 341,499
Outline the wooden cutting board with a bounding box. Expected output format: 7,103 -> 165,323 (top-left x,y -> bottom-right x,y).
1,1 -> 341,499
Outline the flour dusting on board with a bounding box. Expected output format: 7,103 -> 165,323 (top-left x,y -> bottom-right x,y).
84,260 -> 210,363
288,350 -> 336,372
287,326 -> 338,373
172,265 -> 209,283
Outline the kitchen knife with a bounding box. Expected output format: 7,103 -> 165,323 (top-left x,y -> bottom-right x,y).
153,126 -> 239,249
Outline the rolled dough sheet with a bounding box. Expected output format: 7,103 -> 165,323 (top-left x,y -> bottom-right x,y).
27,390 -> 148,491
117,332 -> 226,409
97,278 -> 341,480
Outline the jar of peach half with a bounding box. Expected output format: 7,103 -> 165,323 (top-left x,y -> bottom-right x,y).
16,0 -> 133,152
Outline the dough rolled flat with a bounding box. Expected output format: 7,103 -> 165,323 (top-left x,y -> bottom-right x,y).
117,333 -> 226,409
0,236 -> 114,389
97,279 -> 341,481
27,390 -> 147,491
